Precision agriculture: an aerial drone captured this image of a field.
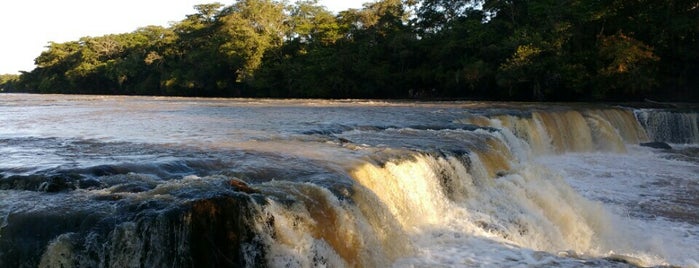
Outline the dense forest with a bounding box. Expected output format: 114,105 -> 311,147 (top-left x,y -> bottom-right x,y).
1,0 -> 697,101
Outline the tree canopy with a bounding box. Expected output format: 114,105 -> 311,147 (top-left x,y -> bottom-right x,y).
5,0 -> 698,101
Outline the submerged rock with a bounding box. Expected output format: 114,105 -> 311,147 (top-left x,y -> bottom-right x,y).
38,176 -> 76,192
228,179 -> 259,194
0,192 -> 266,268
640,141 -> 672,150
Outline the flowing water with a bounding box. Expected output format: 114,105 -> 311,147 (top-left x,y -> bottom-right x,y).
0,94 -> 697,267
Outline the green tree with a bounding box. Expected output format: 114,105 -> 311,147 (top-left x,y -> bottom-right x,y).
218,0 -> 288,85
252,0 -> 342,97
288,0 -> 342,45
0,74 -> 19,92
31,41 -> 82,93
413,0 -> 481,34
595,32 -> 660,99
161,2 -> 228,96
12,0 -> 699,101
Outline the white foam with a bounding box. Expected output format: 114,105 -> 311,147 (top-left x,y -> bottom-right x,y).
537,146 -> 699,267
354,145 -> 698,267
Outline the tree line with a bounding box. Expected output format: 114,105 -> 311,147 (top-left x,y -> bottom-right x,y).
2,0 -> 697,101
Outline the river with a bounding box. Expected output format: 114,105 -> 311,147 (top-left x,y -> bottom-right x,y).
0,94 -> 697,267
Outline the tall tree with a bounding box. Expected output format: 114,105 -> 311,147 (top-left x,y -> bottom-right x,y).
218,0 -> 288,84
11,0 -> 699,101
162,2 -> 228,96
0,74 -> 19,92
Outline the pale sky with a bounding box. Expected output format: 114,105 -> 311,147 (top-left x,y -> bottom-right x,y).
0,0 -> 366,74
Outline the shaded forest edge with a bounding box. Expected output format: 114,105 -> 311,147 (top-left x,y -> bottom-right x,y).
1,0 -> 697,102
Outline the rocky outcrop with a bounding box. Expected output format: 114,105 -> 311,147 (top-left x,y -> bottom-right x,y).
640,141 -> 672,150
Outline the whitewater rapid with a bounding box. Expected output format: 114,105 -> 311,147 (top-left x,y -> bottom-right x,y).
0,94 -> 697,267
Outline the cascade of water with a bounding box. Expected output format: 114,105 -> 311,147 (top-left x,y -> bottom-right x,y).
5,105 -> 695,267
341,136 -> 667,266
635,109 -> 699,144
253,181 -> 410,267
461,108 -> 649,154
590,109 -> 648,144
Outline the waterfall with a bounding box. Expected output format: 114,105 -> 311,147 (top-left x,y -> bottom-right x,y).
251,107 -> 664,266
347,138 -> 634,260
635,109 -> 699,144
459,108 -> 648,154
3,106 -> 696,267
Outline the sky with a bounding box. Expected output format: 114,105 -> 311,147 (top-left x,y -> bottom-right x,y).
0,0 -> 366,74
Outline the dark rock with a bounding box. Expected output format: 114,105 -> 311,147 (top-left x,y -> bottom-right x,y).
189,196 -> 267,267
38,176 -> 76,192
77,178 -> 103,189
496,171 -> 510,178
228,179 -> 259,194
640,141 -> 672,150
109,183 -> 153,193
0,193 -> 265,267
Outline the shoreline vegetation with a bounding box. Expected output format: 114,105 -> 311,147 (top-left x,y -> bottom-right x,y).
1,0 -> 697,102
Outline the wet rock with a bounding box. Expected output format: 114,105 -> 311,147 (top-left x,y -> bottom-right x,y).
38,176 -> 76,192
92,194 -> 125,201
189,196 -> 267,267
604,254 -> 645,267
0,208 -> 104,267
496,171 -> 511,178
109,183 -> 153,193
77,178 -> 102,189
228,179 -> 259,194
0,193 -> 266,268
640,141 -> 672,150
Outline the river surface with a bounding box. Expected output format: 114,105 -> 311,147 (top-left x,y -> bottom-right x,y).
0,94 -> 697,267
